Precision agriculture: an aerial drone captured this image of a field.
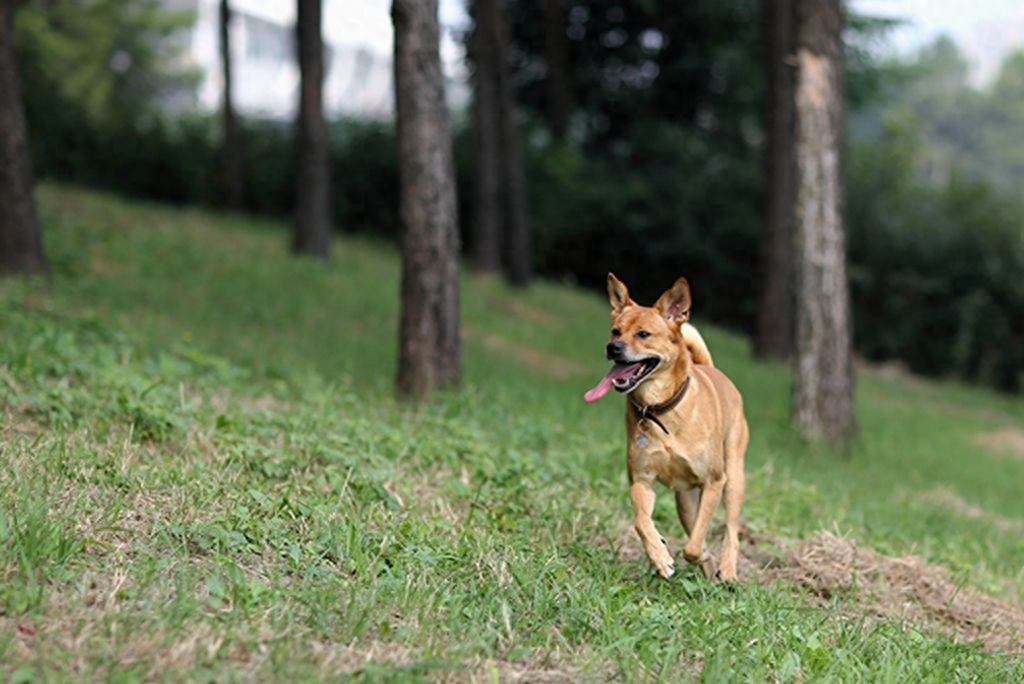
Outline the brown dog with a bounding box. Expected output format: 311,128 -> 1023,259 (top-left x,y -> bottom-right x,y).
584,273 -> 748,581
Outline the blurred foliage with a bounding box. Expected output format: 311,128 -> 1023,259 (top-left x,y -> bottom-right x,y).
845,36 -> 1024,391
495,0 -> 765,316
504,0 -> 763,149
868,37 -> 1024,193
847,121 -> 1024,392
15,0 -> 196,124
518,118 -> 761,325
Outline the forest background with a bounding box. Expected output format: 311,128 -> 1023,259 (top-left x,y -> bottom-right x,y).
12,0 -> 1024,392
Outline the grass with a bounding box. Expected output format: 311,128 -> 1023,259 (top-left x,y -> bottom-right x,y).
1,183 -> 1022,681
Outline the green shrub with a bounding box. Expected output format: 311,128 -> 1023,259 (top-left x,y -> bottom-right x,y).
847,124 -> 1024,391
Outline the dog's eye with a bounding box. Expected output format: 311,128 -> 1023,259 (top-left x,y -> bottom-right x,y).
611,328 -> 621,337
636,330 -> 652,339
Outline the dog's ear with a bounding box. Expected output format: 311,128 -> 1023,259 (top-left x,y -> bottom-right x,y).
654,277 -> 692,324
607,273 -> 634,314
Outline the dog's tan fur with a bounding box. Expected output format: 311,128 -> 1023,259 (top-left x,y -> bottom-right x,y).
605,273 -> 748,581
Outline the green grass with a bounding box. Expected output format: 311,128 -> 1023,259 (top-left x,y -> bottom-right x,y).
1,183 -> 1022,681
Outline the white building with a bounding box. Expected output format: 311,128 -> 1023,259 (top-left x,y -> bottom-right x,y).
164,0 -> 467,121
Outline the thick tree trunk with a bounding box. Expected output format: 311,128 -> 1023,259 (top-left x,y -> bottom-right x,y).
756,0 -> 796,360
393,0 -> 461,400
0,0 -> 47,277
219,0 -> 244,211
488,0 -> 531,287
542,0 -> 570,139
470,0 -> 502,273
292,0 -> 331,258
791,0 -> 856,443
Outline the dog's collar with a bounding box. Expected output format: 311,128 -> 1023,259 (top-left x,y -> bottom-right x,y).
630,376 -> 692,435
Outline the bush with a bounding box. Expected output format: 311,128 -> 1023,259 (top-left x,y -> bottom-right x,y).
524,120 -> 763,329
847,125 -> 1024,391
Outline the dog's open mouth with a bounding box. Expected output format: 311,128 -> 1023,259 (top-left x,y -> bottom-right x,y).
583,357 -> 659,403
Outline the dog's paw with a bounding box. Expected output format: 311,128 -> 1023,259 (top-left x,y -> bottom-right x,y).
681,543 -> 703,565
717,560 -> 738,583
653,556 -> 675,579
648,543 -> 675,579
684,544 -> 717,580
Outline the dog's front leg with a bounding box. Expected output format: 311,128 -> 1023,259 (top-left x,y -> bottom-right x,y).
630,480 -> 674,578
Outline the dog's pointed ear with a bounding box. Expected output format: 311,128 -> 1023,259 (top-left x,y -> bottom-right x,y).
655,277 -> 692,324
607,273 -> 634,314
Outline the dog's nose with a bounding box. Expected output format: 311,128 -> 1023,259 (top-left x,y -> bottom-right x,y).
606,341 -> 625,359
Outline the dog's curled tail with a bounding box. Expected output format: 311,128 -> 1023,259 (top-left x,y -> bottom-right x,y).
682,323 -> 715,367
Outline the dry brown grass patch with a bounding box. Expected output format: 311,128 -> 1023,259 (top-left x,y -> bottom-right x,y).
606,523 -> 1024,654
974,427 -> 1024,461
764,531 -> 1024,654
912,486 -> 1024,534
500,299 -> 564,330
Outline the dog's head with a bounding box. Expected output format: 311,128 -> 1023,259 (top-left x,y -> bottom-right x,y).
583,273 -> 691,403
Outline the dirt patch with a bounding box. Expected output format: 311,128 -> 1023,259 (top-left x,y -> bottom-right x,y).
607,524 -> 1024,654
765,531 -> 1024,654
974,427 -> 1024,461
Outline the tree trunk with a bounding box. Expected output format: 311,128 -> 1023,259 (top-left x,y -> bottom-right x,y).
791,0 -> 856,443
292,0 -> 331,258
756,0 -> 796,360
219,0 -> 244,211
393,0 -> 461,400
487,0 -> 531,287
469,0 -> 502,273
542,0 -> 570,139
0,0 -> 47,277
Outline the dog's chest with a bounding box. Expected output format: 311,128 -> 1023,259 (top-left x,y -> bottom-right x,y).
629,431 -> 709,487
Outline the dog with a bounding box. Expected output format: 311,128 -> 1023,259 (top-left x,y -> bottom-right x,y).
584,273 -> 748,581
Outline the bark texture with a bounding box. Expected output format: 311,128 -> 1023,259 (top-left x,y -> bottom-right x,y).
0,0 -> 47,277
755,0 -> 796,360
470,0 -> 502,273
292,0 -> 332,258
219,0 -> 245,210
393,0 -> 462,400
791,0 -> 856,443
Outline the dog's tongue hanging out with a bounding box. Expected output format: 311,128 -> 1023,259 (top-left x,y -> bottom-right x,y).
583,363 -> 641,403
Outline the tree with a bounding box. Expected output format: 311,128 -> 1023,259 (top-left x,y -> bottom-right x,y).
469,0 -> 502,273
219,0 -> 244,210
0,0 -> 47,277
471,0 -> 531,287
292,0 -> 331,258
791,0 -> 856,442
393,0 -> 461,399
755,0 -> 796,360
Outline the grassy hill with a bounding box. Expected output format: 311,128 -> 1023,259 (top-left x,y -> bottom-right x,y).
2,184 -> 1023,681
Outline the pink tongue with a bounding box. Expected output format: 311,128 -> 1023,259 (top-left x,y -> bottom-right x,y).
583,363 -> 640,403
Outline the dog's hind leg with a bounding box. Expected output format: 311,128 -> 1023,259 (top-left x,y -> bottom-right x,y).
630,479 -> 675,578
681,474 -> 724,580
718,418 -> 749,582
674,486 -> 700,537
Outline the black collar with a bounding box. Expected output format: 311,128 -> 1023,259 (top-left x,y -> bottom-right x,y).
630,376 -> 692,435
